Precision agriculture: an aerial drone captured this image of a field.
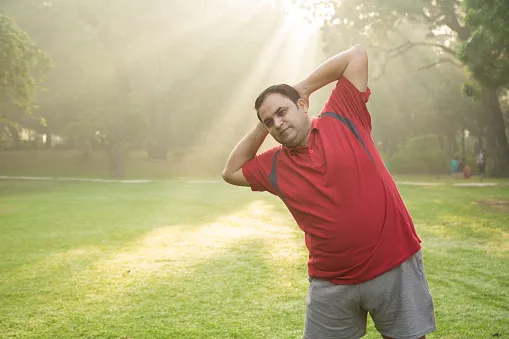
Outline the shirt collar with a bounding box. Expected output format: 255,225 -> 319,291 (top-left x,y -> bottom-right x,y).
283,117 -> 319,154
311,116 -> 319,130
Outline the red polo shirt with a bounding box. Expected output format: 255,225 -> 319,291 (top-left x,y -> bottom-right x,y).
242,76 -> 421,285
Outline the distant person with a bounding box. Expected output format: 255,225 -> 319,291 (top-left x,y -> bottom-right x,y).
477,148 -> 486,181
450,157 -> 459,175
222,45 -> 435,339
464,164 -> 472,179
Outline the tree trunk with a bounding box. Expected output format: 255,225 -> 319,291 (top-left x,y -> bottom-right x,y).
45,131 -> 52,148
109,79 -> 128,178
482,86 -> 509,177
461,128 -> 465,159
108,140 -> 125,179
7,125 -> 21,148
146,91 -> 168,160
108,44 -> 129,179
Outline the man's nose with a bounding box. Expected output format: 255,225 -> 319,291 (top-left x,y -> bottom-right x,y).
275,116 -> 284,129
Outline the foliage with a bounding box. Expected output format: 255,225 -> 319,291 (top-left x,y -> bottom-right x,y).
4,1 -> 287,176
389,135 -> 448,174
0,13 -> 51,123
458,0 -> 509,88
304,0 -> 509,176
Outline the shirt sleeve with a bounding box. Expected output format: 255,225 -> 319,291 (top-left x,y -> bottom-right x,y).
320,76 -> 372,132
241,146 -> 280,193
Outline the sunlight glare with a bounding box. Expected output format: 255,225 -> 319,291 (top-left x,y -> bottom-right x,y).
5,200 -> 304,305
189,0 -> 324,153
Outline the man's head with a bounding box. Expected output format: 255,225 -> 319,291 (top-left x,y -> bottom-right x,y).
255,84 -> 311,148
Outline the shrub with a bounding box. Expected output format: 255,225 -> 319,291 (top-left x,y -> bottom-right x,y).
389,135 -> 449,174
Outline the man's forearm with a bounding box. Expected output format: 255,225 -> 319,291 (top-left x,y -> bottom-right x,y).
296,44 -> 365,96
222,122 -> 268,176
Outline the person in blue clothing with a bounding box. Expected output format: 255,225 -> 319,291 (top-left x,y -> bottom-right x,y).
450,157 -> 459,174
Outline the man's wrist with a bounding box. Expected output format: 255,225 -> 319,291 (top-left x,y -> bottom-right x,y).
303,82 -> 313,96
255,122 -> 269,134
295,81 -> 310,96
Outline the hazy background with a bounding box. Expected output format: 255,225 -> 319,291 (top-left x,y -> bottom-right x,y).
1,0 -> 508,179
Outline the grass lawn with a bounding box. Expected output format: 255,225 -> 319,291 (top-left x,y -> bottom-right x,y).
1,179 -> 508,338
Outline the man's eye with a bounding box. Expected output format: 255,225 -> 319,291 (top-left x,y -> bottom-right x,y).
265,121 -> 273,128
277,110 -> 286,116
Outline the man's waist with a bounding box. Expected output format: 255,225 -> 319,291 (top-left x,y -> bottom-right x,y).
307,241 -> 421,284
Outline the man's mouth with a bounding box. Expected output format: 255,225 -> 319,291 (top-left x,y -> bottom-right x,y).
280,127 -> 290,136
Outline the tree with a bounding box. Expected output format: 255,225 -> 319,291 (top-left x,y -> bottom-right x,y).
367,46 -> 482,160
459,0 -> 509,174
0,13 -> 51,146
304,0 -> 509,176
6,0 -> 286,177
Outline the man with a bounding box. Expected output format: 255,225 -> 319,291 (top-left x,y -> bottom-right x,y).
222,45 -> 436,339
476,148 -> 486,181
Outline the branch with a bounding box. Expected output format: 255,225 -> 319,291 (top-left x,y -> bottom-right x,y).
438,0 -> 471,41
386,41 -> 456,58
426,31 -> 455,39
420,8 -> 445,26
419,0 -> 470,41
372,41 -> 460,80
417,58 -> 462,70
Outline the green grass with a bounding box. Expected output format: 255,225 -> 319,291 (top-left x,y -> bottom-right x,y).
1,180 -> 508,338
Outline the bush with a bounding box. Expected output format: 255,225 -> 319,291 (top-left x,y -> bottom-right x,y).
389,135 -> 449,175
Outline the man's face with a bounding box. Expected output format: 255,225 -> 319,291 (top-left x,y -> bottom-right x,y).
258,93 -> 310,147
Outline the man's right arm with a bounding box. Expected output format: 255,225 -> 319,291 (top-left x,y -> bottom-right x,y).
221,122 -> 268,187
293,44 -> 368,100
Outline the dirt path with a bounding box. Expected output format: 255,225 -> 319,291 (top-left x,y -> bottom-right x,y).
0,175 -> 500,187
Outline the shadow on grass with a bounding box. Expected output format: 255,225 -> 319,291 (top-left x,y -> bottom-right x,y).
401,185 -> 509,257
0,181 -> 286,289
2,218 -> 307,339
78,239 -> 304,339
422,245 -> 509,337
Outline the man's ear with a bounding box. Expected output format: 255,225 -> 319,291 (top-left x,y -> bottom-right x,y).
297,98 -> 308,113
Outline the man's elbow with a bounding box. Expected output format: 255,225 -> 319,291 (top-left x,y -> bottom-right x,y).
351,44 -> 367,59
351,44 -> 364,51
222,168 -> 249,187
221,169 -> 229,182
221,169 -> 234,184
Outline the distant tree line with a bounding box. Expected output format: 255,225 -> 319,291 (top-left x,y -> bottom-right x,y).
1,0 -> 508,177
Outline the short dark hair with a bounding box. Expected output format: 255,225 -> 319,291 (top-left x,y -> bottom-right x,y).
254,84 -> 300,122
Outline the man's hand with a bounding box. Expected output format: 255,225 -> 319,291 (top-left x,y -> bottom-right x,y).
293,82 -> 310,107
222,122 -> 268,187
293,45 -> 368,98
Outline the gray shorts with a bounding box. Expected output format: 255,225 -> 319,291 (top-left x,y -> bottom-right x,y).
304,251 -> 436,339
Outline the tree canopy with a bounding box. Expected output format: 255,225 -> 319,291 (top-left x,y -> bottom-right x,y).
0,13 -> 51,126
304,0 -> 509,176
2,0 -> 508,177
